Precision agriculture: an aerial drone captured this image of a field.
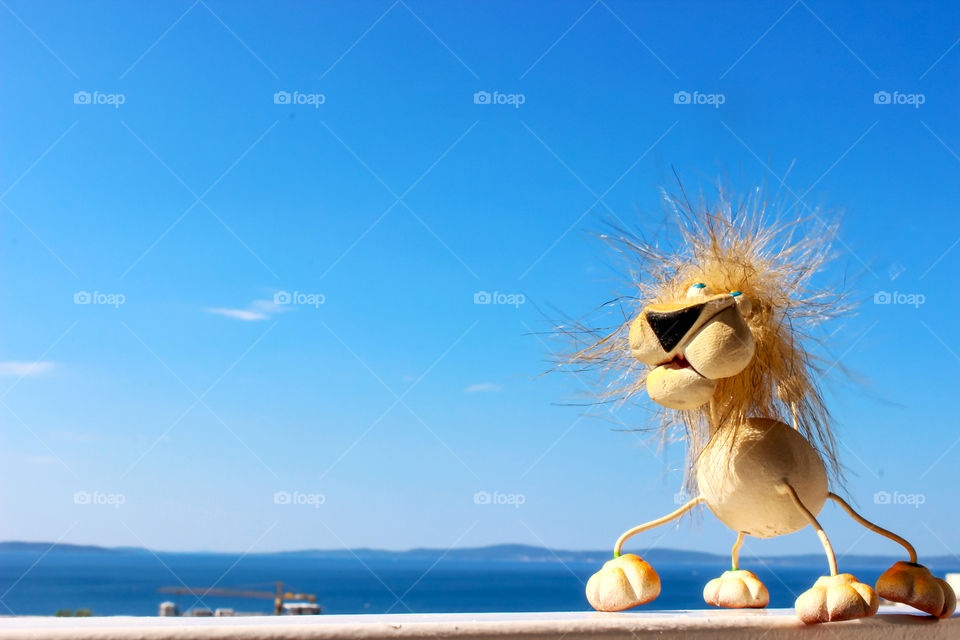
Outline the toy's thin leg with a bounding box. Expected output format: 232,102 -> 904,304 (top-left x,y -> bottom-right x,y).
828,493 -> 917,563
829,494 -> 952,617
730,532 -> 744,570
703,532 -> 769,608
589,496 -> 703,611
780,483 -> 837,576
613,496 -> 703,557
784,482 -> 879,623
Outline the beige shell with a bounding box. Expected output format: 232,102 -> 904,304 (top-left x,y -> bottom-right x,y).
795,573 -> 878,624
876,561 -> 958,618
696,418 -> 828,538
585,554 -> 660,612
703,569 -> 769,608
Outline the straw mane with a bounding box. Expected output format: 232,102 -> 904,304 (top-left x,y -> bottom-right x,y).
562,184 -> 850,488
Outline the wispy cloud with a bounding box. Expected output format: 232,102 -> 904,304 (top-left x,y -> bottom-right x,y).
206,307 -> 269,321
206,297 -> 293,322
0,361 -> 54,376
465,382 -> 503,393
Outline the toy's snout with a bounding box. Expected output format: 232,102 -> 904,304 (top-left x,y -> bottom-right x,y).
629,284 -> 755,410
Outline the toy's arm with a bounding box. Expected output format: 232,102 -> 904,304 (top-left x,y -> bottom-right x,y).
613,496 -> 704,557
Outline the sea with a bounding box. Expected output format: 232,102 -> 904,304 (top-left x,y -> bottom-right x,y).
4,551 -> 952,617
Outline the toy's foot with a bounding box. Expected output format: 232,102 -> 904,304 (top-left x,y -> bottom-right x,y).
585,554 -> 660,611
795,574 -> 879,624
876,561 -> 957,618
703,569 -> 769,608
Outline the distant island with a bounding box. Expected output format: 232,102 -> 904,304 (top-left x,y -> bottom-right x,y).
2,541 -> 954,568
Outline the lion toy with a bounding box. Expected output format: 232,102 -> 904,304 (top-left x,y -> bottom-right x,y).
567,186 -> 956,624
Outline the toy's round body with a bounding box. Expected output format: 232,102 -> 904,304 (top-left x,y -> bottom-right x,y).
696,418 -> 828,538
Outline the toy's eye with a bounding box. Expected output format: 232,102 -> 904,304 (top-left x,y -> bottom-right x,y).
730,291 -> 753,317
686,282 -> 712,298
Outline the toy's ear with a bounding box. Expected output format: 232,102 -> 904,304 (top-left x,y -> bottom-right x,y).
686,282 -> 712,299
732,292 -> 753,318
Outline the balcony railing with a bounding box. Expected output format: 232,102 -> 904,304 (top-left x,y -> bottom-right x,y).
0,607 -> 956,640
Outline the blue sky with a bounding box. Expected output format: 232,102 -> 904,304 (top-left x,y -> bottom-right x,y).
1,0 -> 959,563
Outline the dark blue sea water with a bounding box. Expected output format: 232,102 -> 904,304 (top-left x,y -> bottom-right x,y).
0,552 -> 949,616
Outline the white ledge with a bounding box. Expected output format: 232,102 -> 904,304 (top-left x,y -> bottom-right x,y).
0,608 -> 956,640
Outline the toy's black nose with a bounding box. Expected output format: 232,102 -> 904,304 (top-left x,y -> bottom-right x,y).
645,303 -> 705,352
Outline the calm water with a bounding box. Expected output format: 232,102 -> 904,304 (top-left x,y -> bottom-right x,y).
0,552 -> 934,616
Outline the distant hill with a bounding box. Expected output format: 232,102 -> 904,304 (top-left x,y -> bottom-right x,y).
1,541 -> 955,568
267,544 -> 728,565
0,541 -> 148,554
